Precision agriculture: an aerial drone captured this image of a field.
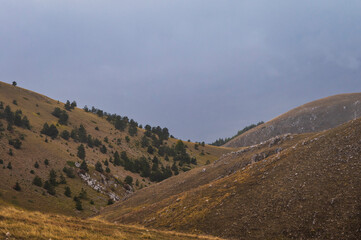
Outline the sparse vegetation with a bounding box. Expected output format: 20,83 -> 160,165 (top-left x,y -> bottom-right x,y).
211,121 -> 264,146
41,123 -> 59,139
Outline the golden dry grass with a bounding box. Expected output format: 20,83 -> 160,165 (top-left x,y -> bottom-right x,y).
0,201 -> 224,240
0,80 -> 234,217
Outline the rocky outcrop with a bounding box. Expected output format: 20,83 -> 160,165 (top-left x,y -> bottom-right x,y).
78,172 -> 121,202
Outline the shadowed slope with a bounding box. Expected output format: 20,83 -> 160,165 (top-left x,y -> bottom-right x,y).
101,118 -> 361,239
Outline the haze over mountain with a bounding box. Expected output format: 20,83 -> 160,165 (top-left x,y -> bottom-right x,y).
224,93 -> 361,147
1,0 -> 361,142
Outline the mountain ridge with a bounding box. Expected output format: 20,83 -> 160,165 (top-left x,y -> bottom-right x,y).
223,92 -> 361,147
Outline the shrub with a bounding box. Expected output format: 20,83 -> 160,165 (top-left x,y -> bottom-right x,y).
95,161 -> 103,173
64,186 -> 71,197
80,160 -> 88,172
32,176 -> 43,187
13,182 -> 21,191
77,144 -> 85,160
75,199 -> 83,210
9,139 -> 22,149
43,181 -> 56,195
63,167 -> 75,178
61,130 -> 70,140
41,123 -> 58,139
124,176 -> 133,185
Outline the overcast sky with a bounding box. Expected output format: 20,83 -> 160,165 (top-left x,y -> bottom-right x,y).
1,1 -> 361,142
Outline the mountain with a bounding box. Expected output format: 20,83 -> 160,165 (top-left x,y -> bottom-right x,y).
223,93 -> 361,147
0,81 -> 233,217
100,117 -> 361,239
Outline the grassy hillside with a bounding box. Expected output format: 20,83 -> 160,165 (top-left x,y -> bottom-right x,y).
0,200 -> 223,240
100,117 -> 361,239
224,93 -> 361,147
0,81 -> 233,217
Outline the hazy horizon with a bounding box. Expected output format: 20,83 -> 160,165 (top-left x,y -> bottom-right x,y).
1,0 -> 361,142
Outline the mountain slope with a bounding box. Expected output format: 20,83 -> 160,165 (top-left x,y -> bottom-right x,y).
0,81 -> 233,217
0,200 -> 223,240
100,117 -> 361,239
224,93 -> 361,147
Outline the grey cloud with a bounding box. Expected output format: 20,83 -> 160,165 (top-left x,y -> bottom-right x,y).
1,0 -> 361,142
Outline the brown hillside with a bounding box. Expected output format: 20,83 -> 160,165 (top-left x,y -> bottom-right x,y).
0,200 -> 223,240
100,118 -> 361,239
224,93 -> 361,147
0,81 -> 233,217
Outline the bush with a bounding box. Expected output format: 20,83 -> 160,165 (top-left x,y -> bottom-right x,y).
49,169 -> 57,186
124,176 -> 133,185
61,130 -> 70,140
77,144 -> 86,160
41,123 -> 58,139
95,161 -> 103,173
75,199 -> 83,210
63,167 -> 75,178
79,188 -> 87,199
13,182 -> 21,191
64,186 -> 71,197
80,160 -> 88,172
43,180 -> 56,195
9,138 -> 22,149
32,176 -> 43,187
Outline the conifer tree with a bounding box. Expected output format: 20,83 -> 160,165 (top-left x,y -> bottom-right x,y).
32,176 -> 43,187
77,144 -> 86,160
64,186 -> 71,197
80,160 -> 88,172
13,182 -> 21,191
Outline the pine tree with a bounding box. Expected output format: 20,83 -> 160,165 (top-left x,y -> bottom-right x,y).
95,161 -> 103,173
78,125 -> 87,143
64,186 -> 71,197
77,144 -> 86,160
13,182 -> 21,191
80,160 -> 88,172
124,176 -> 133,185
43,180 -> 56,195
59,174 -> 66,184
61,130 -> 70,140
32,176 -> 43,187
64,100 -> 71,111
75,199 -> 83,210
100,145 -> 107,154
49,169 -> 58,186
